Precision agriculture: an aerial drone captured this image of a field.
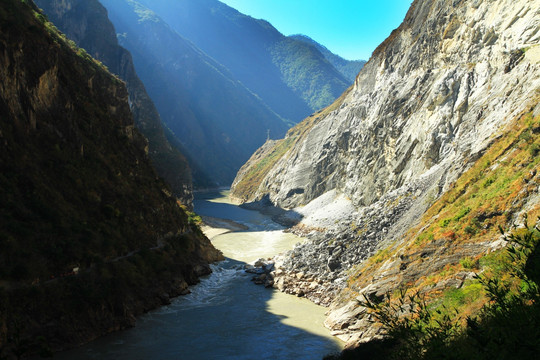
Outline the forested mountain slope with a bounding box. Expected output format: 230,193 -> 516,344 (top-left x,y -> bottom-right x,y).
35,0 -> 195,204
0,0 -> 221,355
132,0 -> 351,121
100,0 -> 290,185
289,34 -> 366,83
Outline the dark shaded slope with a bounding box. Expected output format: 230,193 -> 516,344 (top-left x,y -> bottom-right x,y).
134,0 -> 351,120
35,0 -> 195,204
289,34 -> 366,83
100,0 -> 289,185
0,0 -> 221,355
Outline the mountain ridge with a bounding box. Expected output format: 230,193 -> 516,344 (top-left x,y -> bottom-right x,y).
231,0 -> 540,348
0,0 -> 222,354
288,34 -> 366,83
100,0 -> 291,185
134,0 -> 352,121
35,0 -> 195,205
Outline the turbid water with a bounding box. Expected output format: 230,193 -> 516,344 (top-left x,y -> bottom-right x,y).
54,190 -> 342,360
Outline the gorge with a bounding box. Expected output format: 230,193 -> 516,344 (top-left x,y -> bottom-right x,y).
52,191 -> 343,360
1,0 -> 539,358
97,0 -> 362,186
232,0 -> 540,352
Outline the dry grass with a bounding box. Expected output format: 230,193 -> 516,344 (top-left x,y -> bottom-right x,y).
232,85 -> 353,201
344,102 -> 540,318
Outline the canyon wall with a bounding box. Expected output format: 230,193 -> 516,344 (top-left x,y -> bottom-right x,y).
0,0 -> 221,354
35,0 -> 195,204
232,0 -> 540,347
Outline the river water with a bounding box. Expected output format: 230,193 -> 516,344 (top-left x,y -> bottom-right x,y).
55,190 -> 342,359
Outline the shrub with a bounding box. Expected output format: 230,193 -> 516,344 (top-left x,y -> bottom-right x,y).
459,256 -> 477,269
464,225 -> 476,236
358,219 -> 540,360
359,289 -> 462,359
439,218 -> 451,227
482,177 -> 495,188
530,143 -> 540,157
453,207 -> 471,222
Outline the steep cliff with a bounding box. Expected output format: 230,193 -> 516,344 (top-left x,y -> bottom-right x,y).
231,0 -> 540,347
99,0 -> 290,185
34,0 -> 194,204
234,0 -> 539,209
0,0 -> 222,355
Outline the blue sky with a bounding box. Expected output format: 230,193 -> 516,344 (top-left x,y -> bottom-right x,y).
220,0 -> 412,61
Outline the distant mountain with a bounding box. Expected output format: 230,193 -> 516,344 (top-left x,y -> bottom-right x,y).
0,0 -> 221,353
99,0 -> 289,186
289,34 -> 366,83
35,0 -> 196,204
134,0 -> 351,121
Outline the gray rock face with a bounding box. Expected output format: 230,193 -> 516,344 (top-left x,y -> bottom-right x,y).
231,0 -> 540,346
239,0 -> 539,211
233,0 -> 540,259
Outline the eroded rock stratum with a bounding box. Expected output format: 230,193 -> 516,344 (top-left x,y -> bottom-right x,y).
232,0 -> 540,347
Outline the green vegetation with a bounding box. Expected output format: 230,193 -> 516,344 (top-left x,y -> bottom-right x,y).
233,137 -> 295,200
336,104 -> 540,359
99,0 -> 292,185
270,38 -> 349,112
133,0 -> 351,123
459,256 -> 478,269
372,248 -> 392,264
332,222 -> 540,360
34,0 -> 194,200
180,204 -> 203,226
289,34 -> 366,83
412,109 -> 540,244
441,281 -> 483,309
0,0 -> 221,354
21,0 -> 113,75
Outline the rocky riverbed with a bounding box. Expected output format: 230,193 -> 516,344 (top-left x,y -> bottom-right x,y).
243,168 -> 445,307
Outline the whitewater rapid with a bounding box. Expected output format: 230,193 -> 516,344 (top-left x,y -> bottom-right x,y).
53,190 -> 342,360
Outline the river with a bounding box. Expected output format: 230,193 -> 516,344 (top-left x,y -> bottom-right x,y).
54,190 -> 343,359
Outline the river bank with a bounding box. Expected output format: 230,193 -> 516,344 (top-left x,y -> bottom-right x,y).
51,190 -> 343,360
200,215 -> 249,238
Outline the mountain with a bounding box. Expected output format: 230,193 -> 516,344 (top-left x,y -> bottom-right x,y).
132,0 -> 352,121
99,0 -> 290,186
34,0 -> 196,205
289,34 -> 366,83
0,0 -> 222,355
231,0 -> 540,349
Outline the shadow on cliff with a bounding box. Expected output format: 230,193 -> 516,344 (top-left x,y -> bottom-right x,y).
195,191 -> 304,230
52,257 -> 342,360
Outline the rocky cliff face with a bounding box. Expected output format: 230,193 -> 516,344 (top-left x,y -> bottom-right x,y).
35,0 -> 194,205
234,0 -> 539,210
232,0 -> 540,347
0,0 -> 221,355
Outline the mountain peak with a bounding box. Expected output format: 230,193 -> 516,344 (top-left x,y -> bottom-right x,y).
289,34 -> 366,81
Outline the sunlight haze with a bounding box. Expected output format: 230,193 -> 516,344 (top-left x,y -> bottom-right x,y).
219,0 -> 412,60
